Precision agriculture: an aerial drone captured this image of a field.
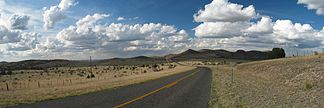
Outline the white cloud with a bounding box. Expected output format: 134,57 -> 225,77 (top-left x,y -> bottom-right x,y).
2,0 -> 324,61
298,0 -> 324,15
193,0 -> 324,50
0,25 -> 20,44
59,0 -> 77,11
244,16 -> 273,35
43,0 -> 76,29
117,17 -> 125,21
194,21 -> 249,38
194,0 -> 256,22
9,14 -> 30,30
0,1 -> 42,31
56,14 -> 189,54
7,32 -> 40,51
272,19 -> 324,48
0,25 -> 41,51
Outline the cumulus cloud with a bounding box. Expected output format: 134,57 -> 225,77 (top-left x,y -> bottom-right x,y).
244,16 -> 273,35
298,0 -> 324,15
194,21 -> 249,38
117,17 -> 125,21
193,0 -> 255,38
0,25 -> 41,51
9,14 -> 30,30
43,0 -> 76,29
56,14 -> 189,54
3,0 -> 324,61
192,0 -> 324,50
7,32 -> 40,51
0,0 -> 43,36
194,0 -> 256,22
272,20 -> 324,48
0,25 -> 20,44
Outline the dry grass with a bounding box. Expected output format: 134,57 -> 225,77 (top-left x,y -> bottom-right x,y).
209,55 -> 324,108
0,63 -> 195,107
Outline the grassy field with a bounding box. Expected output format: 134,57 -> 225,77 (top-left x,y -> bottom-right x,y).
0,63 -> 196,107
209,55 -> 324,107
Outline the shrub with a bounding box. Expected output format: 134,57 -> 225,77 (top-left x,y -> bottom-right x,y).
305,81 -> 313,90
90,73 -> 95,78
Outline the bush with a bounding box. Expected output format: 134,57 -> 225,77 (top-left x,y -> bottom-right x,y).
90,73 -> 95,78
305,82 -> 313,90
86,73 -> 95,78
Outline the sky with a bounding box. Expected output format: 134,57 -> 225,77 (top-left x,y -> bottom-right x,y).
0,0 -> 324,61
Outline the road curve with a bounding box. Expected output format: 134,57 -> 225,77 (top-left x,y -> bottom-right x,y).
8,67 -> 212,108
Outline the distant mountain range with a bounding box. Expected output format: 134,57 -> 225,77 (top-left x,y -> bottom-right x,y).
0,49 -> 270,70
167,49 -> 269,61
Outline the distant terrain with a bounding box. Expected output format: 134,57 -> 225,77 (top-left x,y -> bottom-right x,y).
1,48 -> 323,107
0,49 -> 272,70
0,48 -> 298,107
166,49 -> 270,61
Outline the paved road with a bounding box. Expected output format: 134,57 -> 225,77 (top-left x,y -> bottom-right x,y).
8,67 -> 211,108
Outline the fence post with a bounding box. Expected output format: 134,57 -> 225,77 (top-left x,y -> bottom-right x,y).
38,81 -> 40,88
231,67 -> 234,83
6,83 -> 9,91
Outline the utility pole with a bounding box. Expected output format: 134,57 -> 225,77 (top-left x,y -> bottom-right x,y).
90,56 -> 92,67
231,67 -> 234,83
90,56 -> 93,78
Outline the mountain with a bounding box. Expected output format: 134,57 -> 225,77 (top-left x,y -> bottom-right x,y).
169,49 -> 269,61
97,56 -> 167,66
0,49 -> 272,70
0,59 -> 89,70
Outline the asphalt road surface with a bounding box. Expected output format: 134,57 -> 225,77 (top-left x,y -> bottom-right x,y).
8,67 -> 212,108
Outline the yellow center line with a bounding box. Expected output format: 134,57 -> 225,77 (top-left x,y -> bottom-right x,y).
113,70 -> 199,108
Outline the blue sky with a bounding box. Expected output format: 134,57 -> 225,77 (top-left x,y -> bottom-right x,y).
7,0 -> 324,35
6,0 -> 323,35
231,0 -> 324,29
1,0 -> 324,61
